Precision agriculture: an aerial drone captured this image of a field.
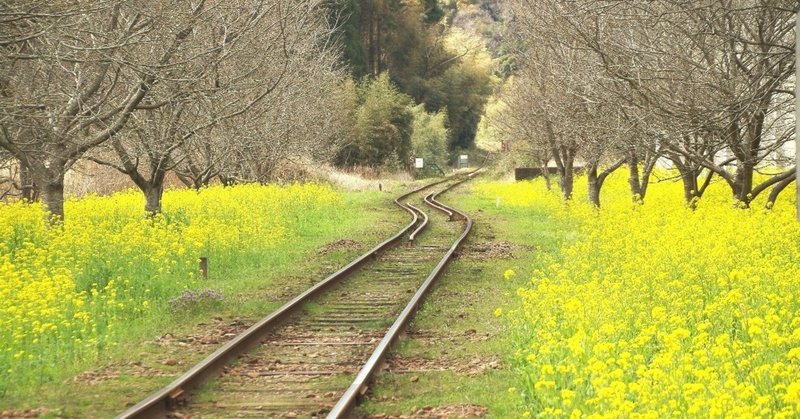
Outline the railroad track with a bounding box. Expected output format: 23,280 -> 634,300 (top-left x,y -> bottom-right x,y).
118,173 -> 477,419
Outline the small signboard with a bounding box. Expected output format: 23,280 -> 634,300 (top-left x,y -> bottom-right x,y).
458,154 -> 469,168
415,158 -> 424,168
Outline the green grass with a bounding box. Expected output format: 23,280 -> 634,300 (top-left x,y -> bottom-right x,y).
1,187 -> 411,418
356,180 -> 575,417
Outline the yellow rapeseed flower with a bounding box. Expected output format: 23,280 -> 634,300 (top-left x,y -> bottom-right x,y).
0,182 -> 344,393
476,170 -> 799,416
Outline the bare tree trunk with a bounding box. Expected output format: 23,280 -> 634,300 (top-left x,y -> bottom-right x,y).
183,175 -> 210,190
733,163 -> 755,206
627,152 -> 642,200
796,8 -> 799,220
559,162 -> 574,199
367,2 -> 378,76
673,159 -> 700,207
97,136 -> 173,216
554,147 -> 575,200
189,178 -> 204,190
376,11 -> 382,74
369,12 -> 375,75
42,180 -> 65,221
19,161 -> 37,202
219,174 -> 236,187
680,170 -> 699,205
588,163 -> 601,207
587,158 -> 625,208
639,160 -> 656,201
24,159 -> 68,222
143,184 -> 164,216
766,172 -> 796,209
540,160 -> 552,191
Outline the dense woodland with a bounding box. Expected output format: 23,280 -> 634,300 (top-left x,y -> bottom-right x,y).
1,0 -> 798,218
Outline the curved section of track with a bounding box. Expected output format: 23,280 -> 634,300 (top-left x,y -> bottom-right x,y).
117,173 -> 477,419
327,172 -> 477,418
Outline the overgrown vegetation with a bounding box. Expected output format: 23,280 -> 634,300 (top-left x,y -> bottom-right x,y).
336,74 -> 415,168
410,104 -> 450,175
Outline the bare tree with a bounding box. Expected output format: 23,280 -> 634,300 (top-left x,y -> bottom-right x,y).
170,0 -> 346,190
0,150 -> 15,200
0,2 -> 227,219
500,29 -> 581,200
91,0 -> 332,212
224,70 -> 350,184
505,0 -> 632,204
88,98 -> 207,213
1,0 -> 347,217
504,0 -> 797,208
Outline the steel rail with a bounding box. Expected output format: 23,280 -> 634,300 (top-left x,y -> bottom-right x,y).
406,203 -> 428,243
426,174 -> 475,221
116,177 -> 453,419
326,172 -> 478,418
423,192 -> 454,220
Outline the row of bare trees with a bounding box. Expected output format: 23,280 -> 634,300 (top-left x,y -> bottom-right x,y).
499,0 -> 797,209
1,0 -> 348,218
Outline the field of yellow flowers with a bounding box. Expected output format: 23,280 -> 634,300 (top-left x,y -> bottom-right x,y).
477,172 -> 800,417
0,183 -> 343,396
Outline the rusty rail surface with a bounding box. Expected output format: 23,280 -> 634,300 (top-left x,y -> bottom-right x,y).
406,203 -> 428,243
326,170 -> 478,418
116,177 -> 455,419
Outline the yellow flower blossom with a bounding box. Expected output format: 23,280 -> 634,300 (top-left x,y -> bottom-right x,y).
476,171 -> 800,416
0,183 -> 344,394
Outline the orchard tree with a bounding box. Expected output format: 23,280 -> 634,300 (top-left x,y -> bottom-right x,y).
86,0 -> 342,213
560,0 -> 796,206
504,0 -> 797,208
0,1 -> 228,219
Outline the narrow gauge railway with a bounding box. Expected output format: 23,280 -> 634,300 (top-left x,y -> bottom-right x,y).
118,173 -> 477,419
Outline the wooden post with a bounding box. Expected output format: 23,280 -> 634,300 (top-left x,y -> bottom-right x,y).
199,256 -> 208,279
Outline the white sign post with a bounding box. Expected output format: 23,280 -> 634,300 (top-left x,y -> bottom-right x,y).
458,154 -> 468,168
415,158 -> 424,169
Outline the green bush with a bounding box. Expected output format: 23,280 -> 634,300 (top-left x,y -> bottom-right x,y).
410,104 -> 449,176
336,74 -> 414,168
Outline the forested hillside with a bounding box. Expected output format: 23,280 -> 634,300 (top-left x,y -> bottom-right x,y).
329,0 -> 501,165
